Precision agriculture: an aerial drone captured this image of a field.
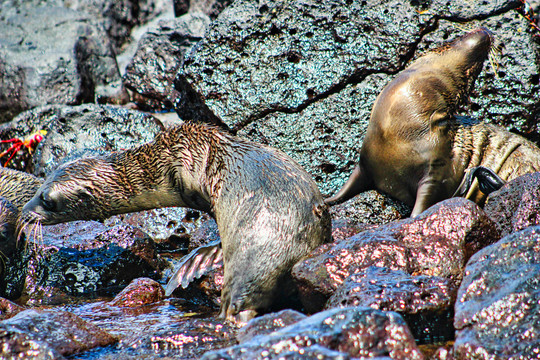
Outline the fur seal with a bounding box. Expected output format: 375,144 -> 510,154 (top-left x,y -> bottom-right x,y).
0,167 -> 43,259
19,123 -> 331,321
325,28 -> 540,216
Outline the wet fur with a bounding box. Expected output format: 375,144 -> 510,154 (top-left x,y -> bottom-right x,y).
20,123 -> 331,319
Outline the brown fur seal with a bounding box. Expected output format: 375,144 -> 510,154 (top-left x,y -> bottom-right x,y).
325,28 -> 540,216
19,123 -> 331,321
0,167 -> 43,261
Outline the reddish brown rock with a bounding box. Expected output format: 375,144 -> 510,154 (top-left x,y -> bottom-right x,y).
202,306 -> 424,360
0,297 -> 24,320
236,309 -> 307,343
454,226 -> 540,359
109,278 -> 165,308
0,309 -> 116,356
325,267 -> 455,312
325,266 -> 456,345
293,198 -> 500,312
483,172 -> 540,237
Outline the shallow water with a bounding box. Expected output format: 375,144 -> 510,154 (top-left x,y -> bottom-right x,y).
58,297 -> 238,359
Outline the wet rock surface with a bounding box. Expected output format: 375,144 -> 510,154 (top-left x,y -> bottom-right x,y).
0,297 -> 24,321
108,278 -> 165,308
18,222 -> 166,305
61,298 -> 237,359
326,266 -> 456,344
483,172 -> 540,237
454,226 -> 540,359
0,308 -> 117,357
236,309 -> 307,343
203,306 -> 424,360
293,198 -> 500,313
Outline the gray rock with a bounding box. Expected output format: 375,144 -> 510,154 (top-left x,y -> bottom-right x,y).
202,306 -> 424,360
174,0 -> 235,19
0,6 -> 127,123
173,0 -> 539,200
0,0 -> 172,51
454,226 -> 540,359
0,104 -> 163,176
124,13 -> 211,111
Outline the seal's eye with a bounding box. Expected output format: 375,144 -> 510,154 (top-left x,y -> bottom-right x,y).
40,192 -> 56,212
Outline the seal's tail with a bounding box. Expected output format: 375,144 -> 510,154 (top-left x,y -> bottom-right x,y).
165,239 -> 223,296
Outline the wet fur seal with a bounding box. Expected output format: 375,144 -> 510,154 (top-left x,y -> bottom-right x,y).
325,28 -> 540,216
0,167 -> 43,260
20,123 -> 331,321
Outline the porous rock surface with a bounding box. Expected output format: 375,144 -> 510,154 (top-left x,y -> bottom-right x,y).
454,226 -> 540,359
124,13 -> 211,111
326,266 -> 457,344
174,0 -> 539,196
202,306 -> 424,360
483,172 -> 540,237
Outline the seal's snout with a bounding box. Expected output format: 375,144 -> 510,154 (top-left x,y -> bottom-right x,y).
459,27 -> 493,54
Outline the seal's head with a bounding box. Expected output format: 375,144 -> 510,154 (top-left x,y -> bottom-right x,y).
20,157 -> 123,226
410,27 -> 493,109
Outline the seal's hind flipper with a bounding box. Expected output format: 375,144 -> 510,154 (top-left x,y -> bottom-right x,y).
453,166 -> 506,198
165,239 -> 223,296
325,163 -> 373,206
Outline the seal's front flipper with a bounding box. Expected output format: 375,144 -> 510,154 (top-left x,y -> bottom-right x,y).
325,163 -> 373,206
453,166 -> 506,198
165,239 -> 223,296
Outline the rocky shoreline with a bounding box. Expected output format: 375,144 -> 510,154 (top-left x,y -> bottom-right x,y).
1,0 -> 539,359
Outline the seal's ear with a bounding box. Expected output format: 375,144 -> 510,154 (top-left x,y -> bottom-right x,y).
429,111 -> 450,130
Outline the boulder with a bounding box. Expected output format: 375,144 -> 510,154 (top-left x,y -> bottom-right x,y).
202,306 -> 424,360
454,226 -> 540,359
0,6 -> 127,123
0,309 -> 116,357
293,198 -> 500,312
124,13 -> 211,111
0,104 -> 163,175
483,172 -> 540,237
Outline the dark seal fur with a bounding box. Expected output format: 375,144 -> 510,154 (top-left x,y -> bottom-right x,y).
20,123 -> 331,321
0,167 -> 43,255
325,28 -> 540,216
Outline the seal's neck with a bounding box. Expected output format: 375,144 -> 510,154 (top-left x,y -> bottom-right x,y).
106,125 -> 229,216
